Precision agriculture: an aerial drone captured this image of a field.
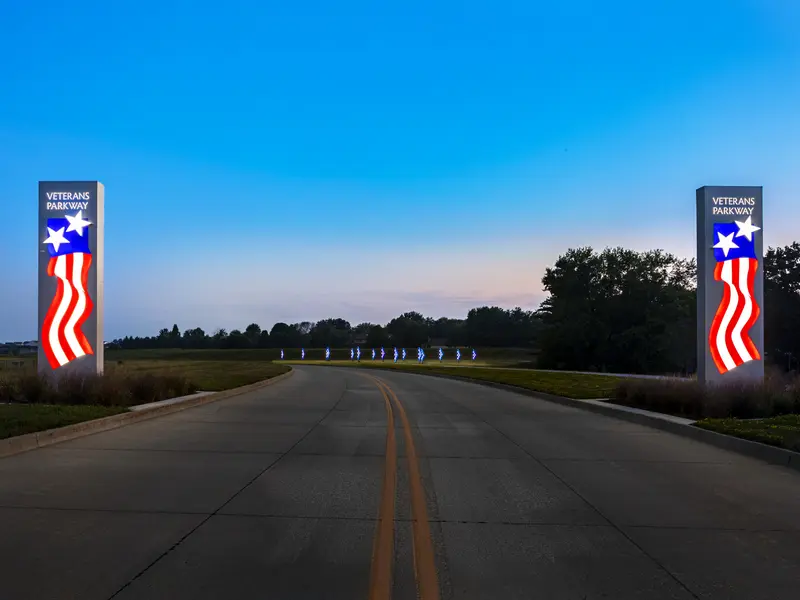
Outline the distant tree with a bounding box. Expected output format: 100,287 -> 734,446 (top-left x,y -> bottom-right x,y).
224,329 -> 250,349
269,322 -> 298,348
310,318 -> 351,347
244,323 -> 261,347
182,327 -> 207,349
211,328 -> 228,349
366,324 -> 390,347
386,312 -> 429,347
351,322 -> 373,343
257,329 -> 271,348
292,322 -> 314,347
428,317 -> 465,345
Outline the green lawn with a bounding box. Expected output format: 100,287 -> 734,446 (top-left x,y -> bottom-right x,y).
695,414 -> 800,452
285,360 -> 621,399
1,356 -> 290,441
0,404 -> 128,440
106,359 -> 290,391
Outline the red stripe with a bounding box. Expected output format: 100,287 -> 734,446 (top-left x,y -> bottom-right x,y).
41,256 -> 63,369
57,254 -> 79,363
741,258 -> 761,360
708,262 -> 728,374
726,258 -> 746,367
75,254 -> 94,355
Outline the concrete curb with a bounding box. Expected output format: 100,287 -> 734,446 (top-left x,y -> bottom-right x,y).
307,365 -> 800,473
0,368 -> 294,459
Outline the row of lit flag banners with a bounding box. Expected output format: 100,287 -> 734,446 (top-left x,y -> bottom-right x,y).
278,347 -> 478,362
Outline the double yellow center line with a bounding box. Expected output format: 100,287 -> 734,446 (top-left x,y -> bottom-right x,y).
366,375 -> 440,600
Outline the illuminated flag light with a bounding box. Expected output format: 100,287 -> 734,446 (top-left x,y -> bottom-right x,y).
325,347 -> 330,361
280,349 -> 284,360
350,348 -> 354,360
301,348 -> 305,360
438,348 -> 443,361
357,346 -> 361,361
372,348 -> 376,360
380,347 -> 385,361
709,217 -> 762,374
41,214 -> 94,369
471,349 -> 477,361
456,349 -> 461,361
402,348 -> 406,361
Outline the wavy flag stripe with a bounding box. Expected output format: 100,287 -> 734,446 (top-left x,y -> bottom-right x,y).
42,253 -> 94,369
708,216 -> 762,375
41,210 -> 95,369
709,258 -> 760,374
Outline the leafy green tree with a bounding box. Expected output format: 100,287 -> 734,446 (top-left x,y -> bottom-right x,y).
764,242 -> 800,370
182,327 -> 207,349
537,247 -> 696,374
386,312 -> 429,347
244,323 -> 261,347
292,322 -> 314,347
366,324 -> 390,347
257,329 -> 271,348
310,319 -> 352,347
269,322 -> 298,348
351,323 -> 373,344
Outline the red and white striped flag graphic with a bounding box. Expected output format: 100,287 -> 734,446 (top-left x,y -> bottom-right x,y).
41,212 -> 95,369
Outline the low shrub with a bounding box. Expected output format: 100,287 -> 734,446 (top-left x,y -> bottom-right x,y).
0,369 -> 198,407
612,370 -> 800,419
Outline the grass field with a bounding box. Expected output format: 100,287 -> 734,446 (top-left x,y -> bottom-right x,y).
105,359 -> 289,392
284,360 -> 622,399
0,349 -> 291,440
2,347 -> 534,365
695,414 -> 800,452
1,352 -> 290,393
0,404 -> 128,440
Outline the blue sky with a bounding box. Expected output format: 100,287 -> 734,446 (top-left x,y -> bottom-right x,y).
2,0 -> 799,340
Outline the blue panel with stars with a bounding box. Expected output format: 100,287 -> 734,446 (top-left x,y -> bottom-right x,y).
712,222 -> 756,263
45,218 -> 91,257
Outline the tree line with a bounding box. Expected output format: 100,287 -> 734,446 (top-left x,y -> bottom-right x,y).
111,242 -> 800,374
112,308 -> 542,353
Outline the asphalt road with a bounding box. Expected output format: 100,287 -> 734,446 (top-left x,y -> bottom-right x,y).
1,366 -> 799,600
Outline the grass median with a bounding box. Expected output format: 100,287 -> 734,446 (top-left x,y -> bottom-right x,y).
0,404 -> 128,440
695,414 -> 800,452
0,356 -> 290,440
284,360 -> 621,399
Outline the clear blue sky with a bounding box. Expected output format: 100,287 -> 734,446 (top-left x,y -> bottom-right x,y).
2,0 -> 799,341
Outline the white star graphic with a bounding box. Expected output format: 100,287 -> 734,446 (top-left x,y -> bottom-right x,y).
713,231 -> 739,257
65,210 -> 92,236
734,216 -> 760,241
43,227 -> 70,252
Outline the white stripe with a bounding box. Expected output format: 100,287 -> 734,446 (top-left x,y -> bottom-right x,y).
63,253 -> 87,359
716,261 -> 738,372
49,256 -> 72,367
731,258 -> 754,364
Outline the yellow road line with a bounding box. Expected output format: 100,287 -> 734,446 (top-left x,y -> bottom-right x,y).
376,378 -> 441,600
366,376 -> 398,600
